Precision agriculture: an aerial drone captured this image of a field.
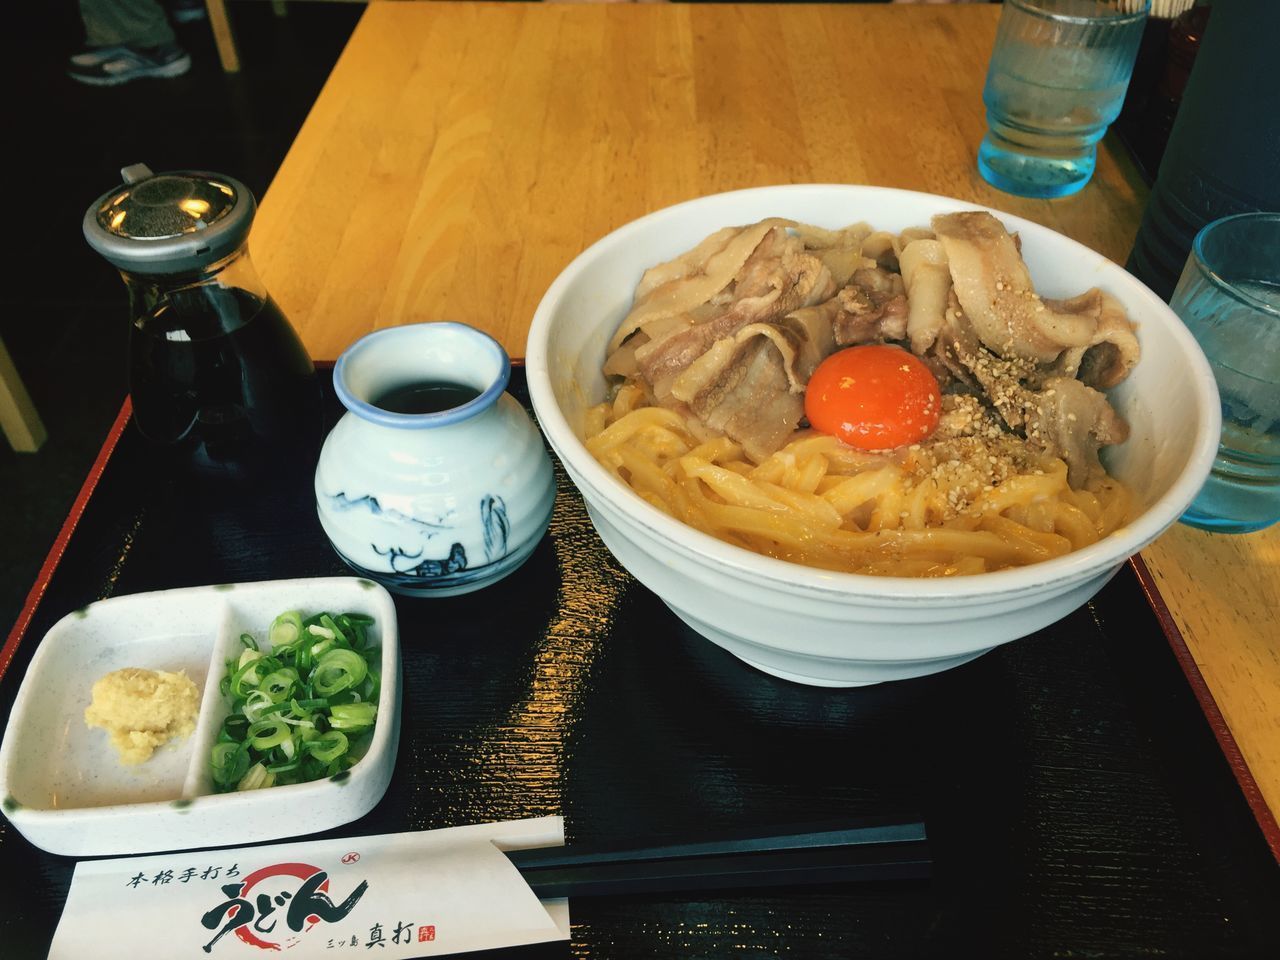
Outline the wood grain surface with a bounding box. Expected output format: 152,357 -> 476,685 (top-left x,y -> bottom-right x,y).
251,3 -> 1148,358
249,2 -> 1280,847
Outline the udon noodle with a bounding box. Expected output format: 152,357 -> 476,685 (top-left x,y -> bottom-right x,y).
587,212 -> 1137,577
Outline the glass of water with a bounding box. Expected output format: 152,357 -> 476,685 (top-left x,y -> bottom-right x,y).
1175,212 -> 1280,534
978,0 -> 1149,199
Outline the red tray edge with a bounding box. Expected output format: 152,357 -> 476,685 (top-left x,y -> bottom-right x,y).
0,397 -> 133,681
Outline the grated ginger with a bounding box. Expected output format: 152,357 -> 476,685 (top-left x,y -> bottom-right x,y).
84,667 -> 200,765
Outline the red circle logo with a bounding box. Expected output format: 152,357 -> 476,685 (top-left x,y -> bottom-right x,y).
233,862 -> 328,951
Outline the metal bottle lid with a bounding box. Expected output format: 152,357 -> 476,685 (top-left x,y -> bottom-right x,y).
83,163 -> 257,274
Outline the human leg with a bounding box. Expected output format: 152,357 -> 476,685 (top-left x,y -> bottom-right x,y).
70,0 -> 190,85
78,0 -> 177,48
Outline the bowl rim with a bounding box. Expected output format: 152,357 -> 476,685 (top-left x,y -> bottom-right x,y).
526,183 -> 1221,603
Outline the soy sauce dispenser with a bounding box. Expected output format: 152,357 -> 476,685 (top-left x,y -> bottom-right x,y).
84,164 -> 320,478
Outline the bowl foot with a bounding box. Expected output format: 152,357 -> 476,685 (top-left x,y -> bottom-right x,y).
735,649 -> 991,687
667,603 -> 995,686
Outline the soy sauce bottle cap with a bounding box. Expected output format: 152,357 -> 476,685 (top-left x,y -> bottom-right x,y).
82,163 -> 256,275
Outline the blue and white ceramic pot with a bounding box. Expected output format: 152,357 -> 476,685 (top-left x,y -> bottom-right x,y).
315,322 -> 556,597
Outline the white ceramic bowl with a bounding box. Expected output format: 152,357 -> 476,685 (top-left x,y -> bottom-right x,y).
526,184 -> 1221,687
0,577 -> 400,855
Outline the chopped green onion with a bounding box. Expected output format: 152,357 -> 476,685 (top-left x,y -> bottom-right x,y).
211,742 -> 250,788
319,614 -> 349,646
221,714 -> 250,742
269,611 -> 305,648
260,668 -> 299,703
329,702 -> 377,732
237,762 -> 275,791
297,641 -> 315,675
248,718 -> 291,750
267,756 -> 303,774
241,689 -> 276,722
313,649 -> 368,697
210,608 -> 381,794
231,658 -> 271,699
308,731 -> 349,763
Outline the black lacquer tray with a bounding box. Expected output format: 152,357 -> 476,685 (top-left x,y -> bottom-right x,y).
2,367 -> 1278,959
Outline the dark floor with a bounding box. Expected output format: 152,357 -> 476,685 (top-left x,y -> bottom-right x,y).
0,2 -> 363,635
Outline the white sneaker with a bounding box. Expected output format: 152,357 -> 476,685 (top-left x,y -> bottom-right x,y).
69,46 -> 132,68
67,43 -> 192,87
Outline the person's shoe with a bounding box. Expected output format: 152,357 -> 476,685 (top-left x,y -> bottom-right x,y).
67,43 -> 191,86
169,0 -> 208,24
69,45 -> 132,68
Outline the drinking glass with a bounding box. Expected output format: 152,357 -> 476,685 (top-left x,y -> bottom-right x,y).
1175,213 -> 1280,534
978,0 -> 1149,199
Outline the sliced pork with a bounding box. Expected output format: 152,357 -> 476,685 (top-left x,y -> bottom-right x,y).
832,267 -> 909,347
1024,376 -> 1130,488
1042,289 -> 1141,389
625,226 -> 836,392
608,219 -> 790,354
899,237 -> 951,354
602,213 -> 1140,486
931,211 -> 1098,363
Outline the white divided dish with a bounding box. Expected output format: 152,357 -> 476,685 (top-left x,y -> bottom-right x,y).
0,577 -> 400,857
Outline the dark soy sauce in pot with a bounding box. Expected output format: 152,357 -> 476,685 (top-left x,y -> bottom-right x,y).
130,286 -> 320,476
372,380 -> 482,414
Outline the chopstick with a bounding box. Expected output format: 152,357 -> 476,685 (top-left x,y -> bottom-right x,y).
505,818 -> 930,899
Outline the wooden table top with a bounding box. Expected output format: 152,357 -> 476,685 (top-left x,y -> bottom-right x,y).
251,1 -> 1280,854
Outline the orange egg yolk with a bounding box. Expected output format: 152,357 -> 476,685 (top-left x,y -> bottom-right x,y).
804,344 -> 942,450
